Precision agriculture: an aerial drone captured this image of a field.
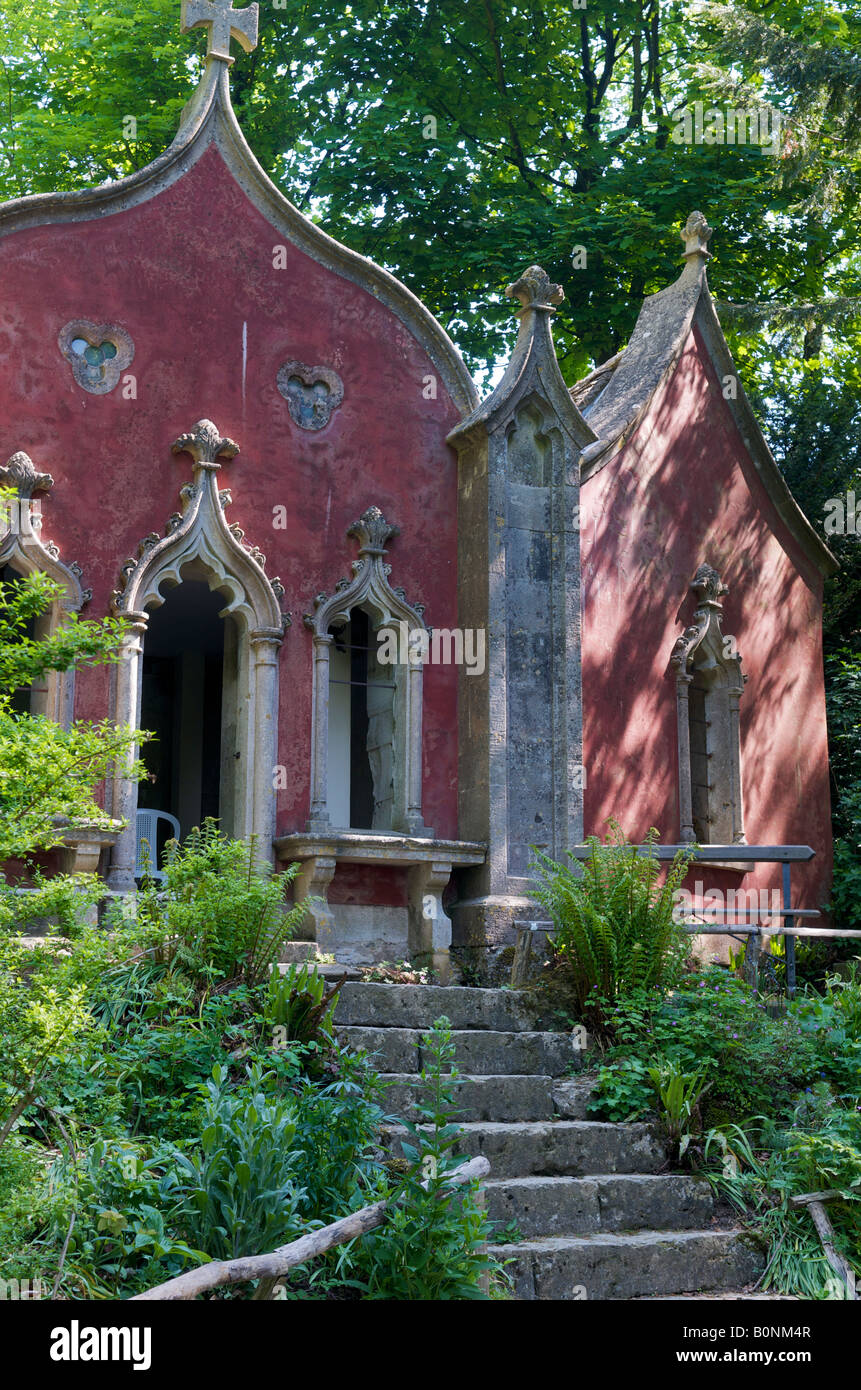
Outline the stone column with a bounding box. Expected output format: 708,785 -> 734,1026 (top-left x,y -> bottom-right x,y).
250,628 -> 282,862
446,266 -> 594,979
307,634 -> 333,829
675,673 -> 695,842
107,613 -> 147,891
407,859 -> 453,981
728,686 -> 745,844
404,656 -> 424,833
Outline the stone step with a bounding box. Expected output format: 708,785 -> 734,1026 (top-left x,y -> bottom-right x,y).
552,1075 -> 601,1120
338,1025 -> 580,1076
449,1120 -> 664,1175
484,1174 -> 714,1237
279,942 -> 320,963
638,1292 -> 796,1300
495,1229 -> 765,1301
274,960 -> 362,982
384,1119 -> 665,1175
380,1074 -> 556,1123
334,982 -> 549,1032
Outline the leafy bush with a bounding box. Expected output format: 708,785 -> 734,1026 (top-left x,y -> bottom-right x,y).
530,823 -> 695,1016
169,1062 -> 307,1262
281,1047 -> 388,1225
353,1018 -> 502,1300
587,970 -> 832,1126
647,1062 -> 711,1161
826,649 -> 861,936
264,961 -> 343,1048
705,1096 -> 861,1298
43,1137 -> 209,1299
134,821 -> 306,989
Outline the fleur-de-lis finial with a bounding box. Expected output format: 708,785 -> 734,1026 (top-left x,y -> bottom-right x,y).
0,451 -> 54,498
171,419 -> 240,468
680,211 -> 713,262
347,506 -> 399,556
505,265 -> 565,314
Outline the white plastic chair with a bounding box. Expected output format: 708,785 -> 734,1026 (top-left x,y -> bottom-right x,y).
135,808 -> 181,881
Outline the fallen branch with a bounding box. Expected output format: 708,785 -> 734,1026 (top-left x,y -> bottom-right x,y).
790,1190 -> 858,1299
131,1155 -> 490,1301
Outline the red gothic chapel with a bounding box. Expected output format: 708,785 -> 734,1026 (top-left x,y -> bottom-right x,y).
0,1 -> 835,979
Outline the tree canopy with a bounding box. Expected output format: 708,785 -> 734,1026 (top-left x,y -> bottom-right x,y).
1,0 -> 860,631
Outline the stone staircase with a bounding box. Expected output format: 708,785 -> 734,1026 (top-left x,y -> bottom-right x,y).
332,980 -> 765,1301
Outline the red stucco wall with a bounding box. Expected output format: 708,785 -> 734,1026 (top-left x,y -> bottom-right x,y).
580,325 -> 832,916
0,146 -> 461,839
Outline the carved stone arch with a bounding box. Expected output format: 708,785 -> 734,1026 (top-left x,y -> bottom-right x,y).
304,506 -> 429,835
106,420 -> 289,889
0,451 -> 91,725
670,563 -> 746,847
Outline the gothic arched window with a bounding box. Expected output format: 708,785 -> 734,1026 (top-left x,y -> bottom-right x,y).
304,507 -> 428,836
670,564 -> 746,847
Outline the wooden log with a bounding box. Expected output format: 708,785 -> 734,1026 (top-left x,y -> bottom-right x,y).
763,927 -> 861,939
790,1189 -> 845,1207
132,1155 -> 491,1301
790,1191 -> 858,1299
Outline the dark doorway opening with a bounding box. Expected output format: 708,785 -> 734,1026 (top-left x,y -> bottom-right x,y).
140,581 -> 226,846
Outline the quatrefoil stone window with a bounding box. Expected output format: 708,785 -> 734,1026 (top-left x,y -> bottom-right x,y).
59,320 -> 135,395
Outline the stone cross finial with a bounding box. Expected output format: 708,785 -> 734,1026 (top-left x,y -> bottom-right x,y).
171,419 -> 240,468
506,266 -> 565,314
180,0 -> 259,63
0,451 -> 54,498
680,211 -> 713,262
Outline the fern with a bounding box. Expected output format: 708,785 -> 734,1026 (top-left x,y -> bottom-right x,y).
531,822 -> 695,1010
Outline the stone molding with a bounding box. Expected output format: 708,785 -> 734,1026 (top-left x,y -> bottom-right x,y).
446,268 -> 587,963
180,0 -> 259,64
275,830 -> 485,978
0,450 -> 54,498
112,418 -> 286,630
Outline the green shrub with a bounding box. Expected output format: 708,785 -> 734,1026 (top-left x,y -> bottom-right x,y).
647,1062 -> 711,1160
133,821 -> 307,990
826,649 -> 861,936
44,1137 -> 209,1298
353,1018 -> 502,1300
587,970 -> 828,1126
530,824 -> 695,1016
705,1098 -> 861,1298
168,1062 -> 307,1262
265,961 -> 343,1048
